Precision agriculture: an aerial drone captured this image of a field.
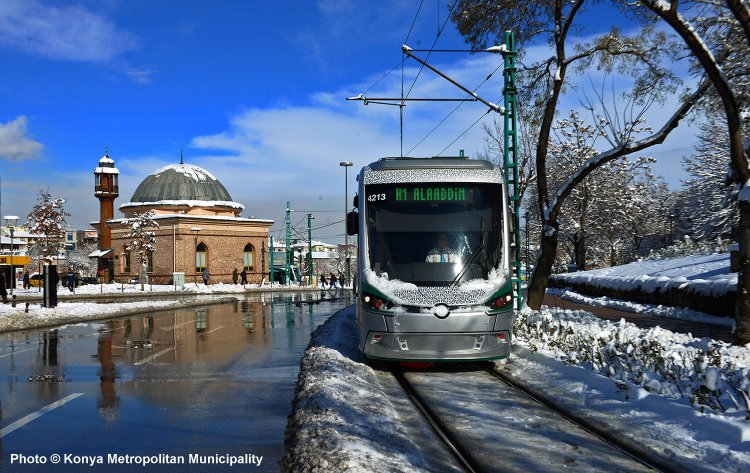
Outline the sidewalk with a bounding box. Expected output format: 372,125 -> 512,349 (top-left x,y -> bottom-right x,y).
543,293 -> 732,343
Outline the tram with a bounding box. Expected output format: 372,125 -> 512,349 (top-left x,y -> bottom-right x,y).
347,156 -> 514,361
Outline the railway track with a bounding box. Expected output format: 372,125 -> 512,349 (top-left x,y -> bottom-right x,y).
391,368 -> 483,473
390,363 -> 674,473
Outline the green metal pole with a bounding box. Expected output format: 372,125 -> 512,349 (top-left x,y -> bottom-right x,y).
285,201 -> 291,285
502,30 -> 522,310
307,213 -> 313,285
269,235 -> 274,287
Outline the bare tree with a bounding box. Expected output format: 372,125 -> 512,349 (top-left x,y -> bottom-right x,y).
26,189 -> 69,261
630,0 -> 750,343
124,211 -> 159,291
451,0 -> 707,309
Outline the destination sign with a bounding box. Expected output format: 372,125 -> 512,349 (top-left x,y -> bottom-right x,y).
382,186 -> 466,202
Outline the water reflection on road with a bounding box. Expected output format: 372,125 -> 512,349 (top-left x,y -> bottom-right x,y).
0,291 -> 355,472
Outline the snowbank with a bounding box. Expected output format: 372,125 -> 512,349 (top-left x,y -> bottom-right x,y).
286,306 -> 750,471
0,296 -> 238,332
552,253 -> 736,297
282,306 -> 434,472
7,281 -> 321,300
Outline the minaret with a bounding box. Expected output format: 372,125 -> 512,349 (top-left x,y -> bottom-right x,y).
94,148 -> 119,281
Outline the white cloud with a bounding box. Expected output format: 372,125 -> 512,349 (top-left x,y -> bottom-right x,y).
0,116 -> 44,162
0,0 -> 137,62
125,67 -> 155,85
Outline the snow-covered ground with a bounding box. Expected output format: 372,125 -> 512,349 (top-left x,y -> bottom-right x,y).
7,280 -> 319,299
553,252 -> 736,297
2,256 -> 748,471
285,254 -> 750,472
0,282 -> 322,332
286,304 -> 750,472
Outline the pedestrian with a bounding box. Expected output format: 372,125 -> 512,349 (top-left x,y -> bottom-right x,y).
22,271 -> 30,290
320,273 -> 327,289
240,268 -> 248,285
67,267 -> 76,292
202,268 -> 210,285
0,272 -> 7,303
232,268 -> 238,285
329,272 -> 337,289
339,272 -> 345,288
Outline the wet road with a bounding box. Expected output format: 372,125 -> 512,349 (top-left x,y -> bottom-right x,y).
0,291 -> 355,472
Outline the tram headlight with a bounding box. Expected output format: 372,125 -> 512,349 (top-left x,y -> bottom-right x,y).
362,293 -> 393,311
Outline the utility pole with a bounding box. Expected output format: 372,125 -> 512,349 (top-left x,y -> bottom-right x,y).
307,213 -> 314,285
261,240 -> 266,286
502,31 -> 522,310
285,201 -> 291,285
269,235 -> 274,287
347,33 -> 521,306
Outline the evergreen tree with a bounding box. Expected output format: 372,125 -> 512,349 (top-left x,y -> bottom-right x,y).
681,120 -> 741,241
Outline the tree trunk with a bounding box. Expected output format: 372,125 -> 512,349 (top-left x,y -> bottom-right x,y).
575,233 -> 586,271
641,0 -> 750,346
735,200 -> 750,345
527,222 -> 559,310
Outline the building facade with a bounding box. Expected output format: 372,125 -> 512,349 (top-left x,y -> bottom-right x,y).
94,154 -> 273,285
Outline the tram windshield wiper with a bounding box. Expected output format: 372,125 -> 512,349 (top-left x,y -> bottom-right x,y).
450,242 -> 484,287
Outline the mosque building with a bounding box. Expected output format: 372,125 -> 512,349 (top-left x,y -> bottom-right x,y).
93,151 -> 272,284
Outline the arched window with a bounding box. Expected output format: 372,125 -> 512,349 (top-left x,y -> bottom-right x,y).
244,243 -> 254,271
196,242 -> 207,273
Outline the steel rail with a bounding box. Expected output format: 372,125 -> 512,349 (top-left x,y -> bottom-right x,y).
483,363 -> 675,473
391,367 -> 486,473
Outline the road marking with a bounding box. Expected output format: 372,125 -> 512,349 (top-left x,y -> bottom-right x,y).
134,347 -> 174,366
205,326 -> 225,335
0,348 -> 34,359
0,393 -> 84,438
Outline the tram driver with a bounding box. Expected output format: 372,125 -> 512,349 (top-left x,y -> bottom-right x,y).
425,234 -> 459,263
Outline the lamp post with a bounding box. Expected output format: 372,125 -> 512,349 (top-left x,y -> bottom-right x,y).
4,216 -> 18,296
339,161 -> 352,288
190,227 -> 201,285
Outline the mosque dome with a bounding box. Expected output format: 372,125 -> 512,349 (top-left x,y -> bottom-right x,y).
120,161 -> 244,215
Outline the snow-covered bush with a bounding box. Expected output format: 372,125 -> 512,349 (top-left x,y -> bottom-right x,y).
514,308 -> 750,417
644,236 -> 733,260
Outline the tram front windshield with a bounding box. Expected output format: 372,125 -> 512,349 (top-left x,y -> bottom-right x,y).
365,182 -> 503,287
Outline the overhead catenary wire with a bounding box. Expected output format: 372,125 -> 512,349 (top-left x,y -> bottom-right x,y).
437,108 -> 493,156
400,0 -> 455,155
407,63 -> 504,155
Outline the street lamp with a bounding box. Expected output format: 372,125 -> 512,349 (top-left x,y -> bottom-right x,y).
4,216 -> 18,296
190,227 -> 201,285
339,161 -> 352,288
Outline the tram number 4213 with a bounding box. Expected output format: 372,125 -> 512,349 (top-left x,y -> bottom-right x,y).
368,193 -> 386,202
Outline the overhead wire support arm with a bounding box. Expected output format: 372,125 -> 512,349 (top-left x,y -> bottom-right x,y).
347,95 -> 479,104
401,44 -> 505,115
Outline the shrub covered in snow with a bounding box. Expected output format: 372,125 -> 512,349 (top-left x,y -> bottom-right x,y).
514,308 -> 750,417
644,236 -> 733,261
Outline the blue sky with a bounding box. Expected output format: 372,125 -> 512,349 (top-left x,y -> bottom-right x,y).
0,0 -> 699,243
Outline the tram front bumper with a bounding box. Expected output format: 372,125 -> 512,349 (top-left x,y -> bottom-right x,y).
362,330 -> 511,361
